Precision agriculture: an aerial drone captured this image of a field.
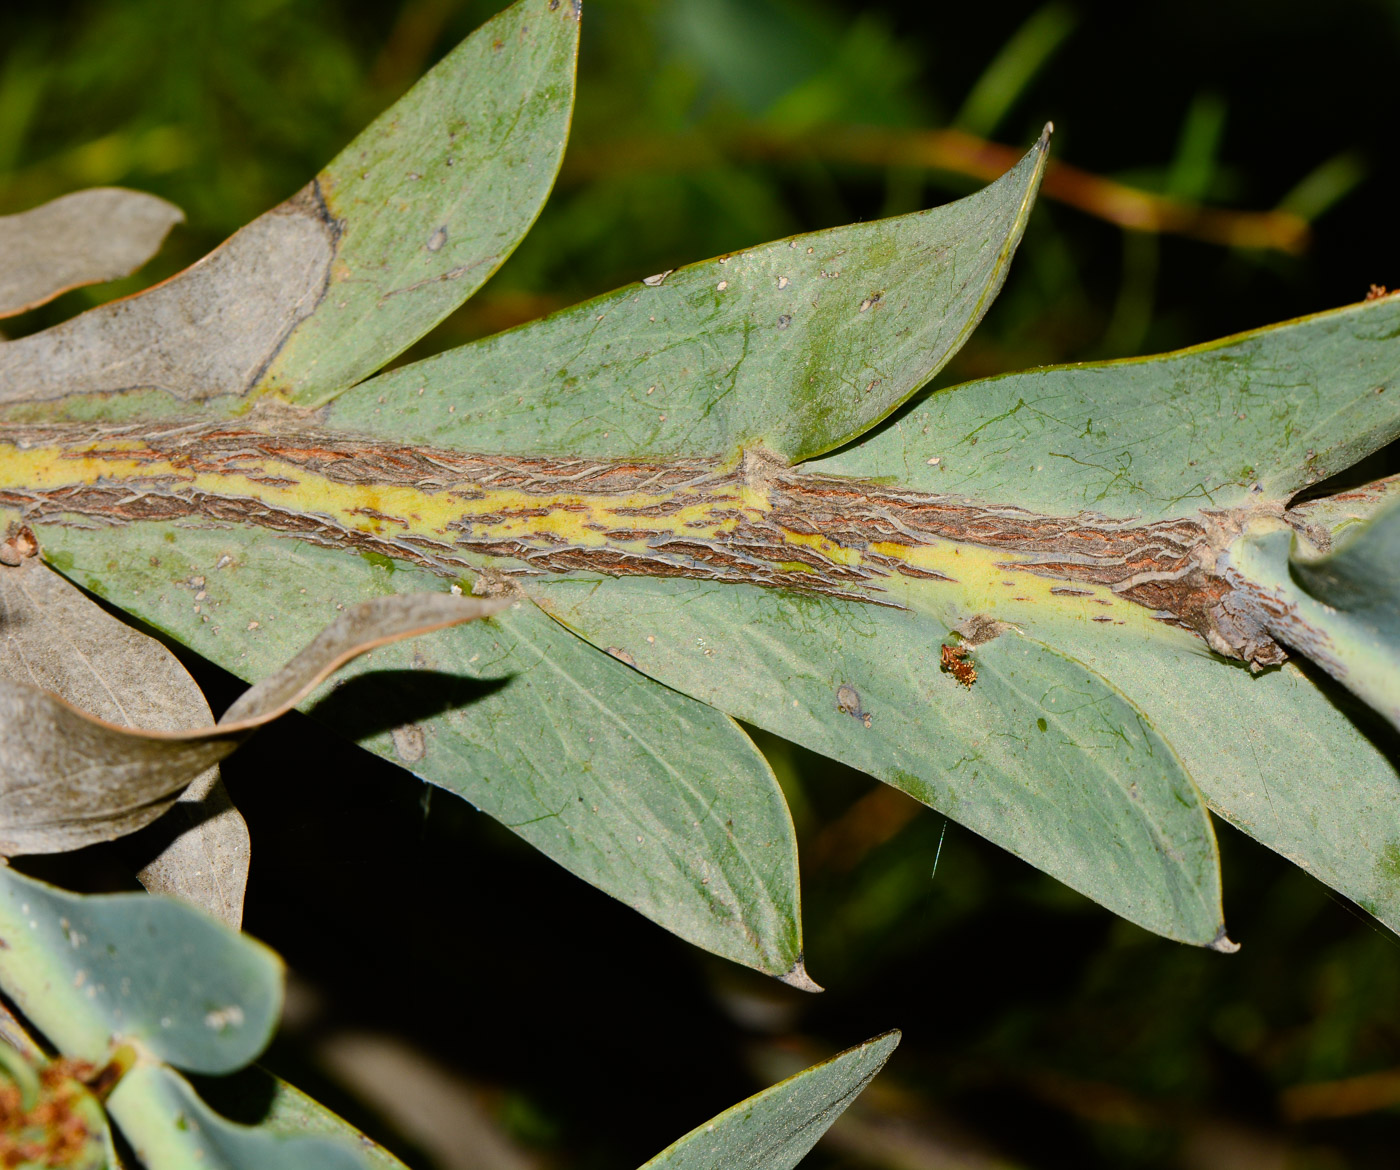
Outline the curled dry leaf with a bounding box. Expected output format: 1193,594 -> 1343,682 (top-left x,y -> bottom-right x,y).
0,545 -> 247,923
0,188 -> 183,318
0,533 -> 250,924
0,588 -> 508,857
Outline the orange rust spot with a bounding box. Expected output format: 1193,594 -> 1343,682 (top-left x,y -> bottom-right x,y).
0,1056 -> 100,1167
941,643 -> 977,688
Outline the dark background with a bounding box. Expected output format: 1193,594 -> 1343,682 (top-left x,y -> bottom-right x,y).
4,2 -> 1400,1168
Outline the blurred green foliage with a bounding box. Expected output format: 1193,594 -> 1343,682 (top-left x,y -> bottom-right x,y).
4,1 -> 1400,1168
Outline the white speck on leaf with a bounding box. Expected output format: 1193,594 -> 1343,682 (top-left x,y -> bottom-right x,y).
205,1005 -> 245,1031
642,270 -> 673,287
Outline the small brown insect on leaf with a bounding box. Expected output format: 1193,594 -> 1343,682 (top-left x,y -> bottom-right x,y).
1367,283 -> 1391,300
941,643 -> 977,688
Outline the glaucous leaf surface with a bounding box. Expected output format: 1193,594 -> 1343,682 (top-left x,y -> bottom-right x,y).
199,1068 -> 410,1170
639,1031 -> 900,1170
0,589 -> 504,858
0,0 -> 578,408
337,131 -> 1049,463
0,869 -> 281,1074
0,188 -> 182,318
28,523 -> 808,981
261,0 -> 580,403
0,546 -> 247,924
1225,506 -> 1400,731
1290,496 -> 1400,639
814,296 -> 1400,519
1,0 -> 1395,964
108,1065 -> 366,1170
539,576 -> 1227,945
1039,615 -> 1400,933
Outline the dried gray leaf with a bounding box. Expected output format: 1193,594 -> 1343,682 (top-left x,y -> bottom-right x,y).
0,188 -> 183,318
0,187 -> 332,404
128,769 -> 252,929
0,542 -> 246,922
0,550 -> 241,895
0,583 -> 508,857
216,592 -> 510,724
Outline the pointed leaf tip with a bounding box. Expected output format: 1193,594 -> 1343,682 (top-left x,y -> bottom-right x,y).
1209,930 -> 1241,954
779,959 -> 823,993
340,130 -> 1051,465
638,1030 -> 899,1170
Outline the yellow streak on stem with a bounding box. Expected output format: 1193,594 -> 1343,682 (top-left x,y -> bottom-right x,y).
0,439 -> 1168,642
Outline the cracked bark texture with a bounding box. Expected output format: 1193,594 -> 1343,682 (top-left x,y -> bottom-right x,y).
0,420 -> 1296,667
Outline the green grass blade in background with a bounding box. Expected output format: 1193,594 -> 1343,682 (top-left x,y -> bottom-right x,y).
335,132 -> 1048,464
109,1064 -> 368,1170
814,297 -> 1400,520
33,521 -> 808,982
539,575 -> 1227,946
0,0 -> 578,410
0,869 -> 281,1073
639,1031 -> 900,1170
